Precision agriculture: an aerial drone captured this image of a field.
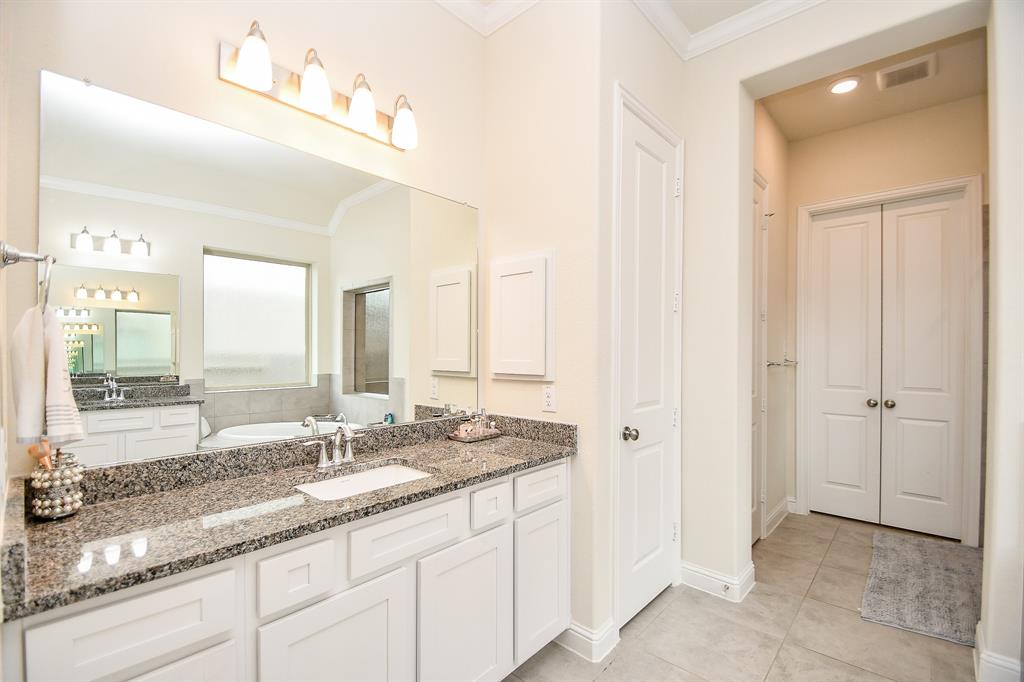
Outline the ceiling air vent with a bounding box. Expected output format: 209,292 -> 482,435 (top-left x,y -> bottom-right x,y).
876,53 -> 937,90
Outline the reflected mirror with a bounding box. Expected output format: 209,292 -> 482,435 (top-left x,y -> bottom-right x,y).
39,71 -> 478,466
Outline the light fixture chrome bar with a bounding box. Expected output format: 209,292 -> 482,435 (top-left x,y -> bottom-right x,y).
218,42 -> 400,151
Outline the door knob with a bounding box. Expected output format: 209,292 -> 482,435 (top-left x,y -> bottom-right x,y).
621,427 -> 639,441
884,399 -> 896,409
866,398 -> 879,408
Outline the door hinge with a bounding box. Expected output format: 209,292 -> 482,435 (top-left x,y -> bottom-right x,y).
760,310 -> 767,323
672,408 -> 679,427
672,522 -> 680,542
674,177 -> 681,198
673,291 -> 680,312
761,398 -> 767,413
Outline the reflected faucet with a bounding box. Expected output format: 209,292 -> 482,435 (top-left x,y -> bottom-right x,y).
301,416 -> 320,436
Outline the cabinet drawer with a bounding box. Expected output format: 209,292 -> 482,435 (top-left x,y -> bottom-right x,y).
514,462 -> 567,512
257,539 -> 336,619
159,406 -> 198,427
25,570 -> 236,681
471,481 -> 512,530
68,433 -> 122,467
350,497 -> 466,580
130,640 -> 237,682
125,425 -> 197,460
86,409 -> 154,434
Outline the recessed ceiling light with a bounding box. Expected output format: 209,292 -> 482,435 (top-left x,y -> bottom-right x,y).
829,77 -> 859,95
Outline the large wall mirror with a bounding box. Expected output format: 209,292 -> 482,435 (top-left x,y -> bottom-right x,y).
38,71 -> 478,465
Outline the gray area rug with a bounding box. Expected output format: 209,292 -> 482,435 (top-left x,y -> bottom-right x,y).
861,530 -> 982,645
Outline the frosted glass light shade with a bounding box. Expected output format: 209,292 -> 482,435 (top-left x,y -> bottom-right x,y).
235,21 -> 273,92
349,75 -> 376,133
130,235 -> 149,257
74,227 -> 93,252
391,96 -> 418,150
299,49 -> 332,116
75,285 -> 88,300
94,288 -> 107,301
104,231 -> 122,255
110,289 -> 123,301
127,289 -> 140,303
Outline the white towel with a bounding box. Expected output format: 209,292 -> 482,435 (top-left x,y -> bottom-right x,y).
11,307 -> 45,443
42,308 -> 83,446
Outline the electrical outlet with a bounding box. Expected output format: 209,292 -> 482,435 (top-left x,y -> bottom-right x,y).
542,384 -> 556,412
430,376 -> 439,400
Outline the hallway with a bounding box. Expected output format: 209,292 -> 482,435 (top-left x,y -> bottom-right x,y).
510,513 -> 975,682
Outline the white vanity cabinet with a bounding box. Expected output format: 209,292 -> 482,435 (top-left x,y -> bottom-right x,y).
9,460 -> 570,682
71,405 -> 200,466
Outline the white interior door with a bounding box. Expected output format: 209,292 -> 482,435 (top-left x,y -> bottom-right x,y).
880,192 -> 966,538
807,205 -> 883,523
617,103 -> 678,626
752,179 -> 766,543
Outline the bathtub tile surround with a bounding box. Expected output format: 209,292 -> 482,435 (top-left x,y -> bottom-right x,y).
187,375 -> 332,431
0,413 -> 575,620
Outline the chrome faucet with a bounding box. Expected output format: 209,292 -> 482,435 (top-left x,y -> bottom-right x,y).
301,416 -> 320,435
332,415 -> 363,465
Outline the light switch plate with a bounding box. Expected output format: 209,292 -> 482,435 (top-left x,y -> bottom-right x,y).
542,384 -> 556,412
430,376 -> 440,400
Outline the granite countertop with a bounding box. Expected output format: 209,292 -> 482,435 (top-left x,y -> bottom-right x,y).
2,425 -> 573,620
76,396 -> 204,412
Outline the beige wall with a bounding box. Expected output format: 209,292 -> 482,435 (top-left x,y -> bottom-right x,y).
753,102 -> 789,523
783,94 -> 989,499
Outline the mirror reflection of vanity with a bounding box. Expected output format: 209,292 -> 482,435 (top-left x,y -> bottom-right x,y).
38,71 -> 478,466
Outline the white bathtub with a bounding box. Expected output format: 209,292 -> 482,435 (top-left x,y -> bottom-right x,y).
199,420 -> 364,449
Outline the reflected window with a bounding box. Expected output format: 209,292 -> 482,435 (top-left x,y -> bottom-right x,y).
203,251 -> 311,390
343,282 -> 390,396
115,311 -> 172,376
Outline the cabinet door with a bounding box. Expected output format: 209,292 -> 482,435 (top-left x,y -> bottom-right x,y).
257,567 -> 414,682
69,432 -> 122,466
130,641 -> 237,682
125,425 -> 197,460
418,525 -> 512,682
514,501 -> 569,664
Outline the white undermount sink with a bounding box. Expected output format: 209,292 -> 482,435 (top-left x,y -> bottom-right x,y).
295,464 -> 431,501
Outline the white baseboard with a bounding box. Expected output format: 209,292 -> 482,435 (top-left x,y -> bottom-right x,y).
680,560 -> 755,603
786,496 -> 798,513
765,498 -> 788,536
555,619 -> 619,663
975,623 -> 1022,682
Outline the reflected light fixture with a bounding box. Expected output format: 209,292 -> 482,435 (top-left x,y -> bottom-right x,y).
127,289 -> 140,303
235,20 -> 273,91
130,234 -> 150,257
349,73 -> 376,133
74,226 -> 94,252
829,77 -> 859,94
391,95 -> 418,151
110,289 -> 123,302
299,48 -> 332,115
94,287 -> 107,301
75,284 -> 88,300
104,231 -> 122,254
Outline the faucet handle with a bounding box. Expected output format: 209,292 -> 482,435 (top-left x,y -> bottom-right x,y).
303,440 -> 331,471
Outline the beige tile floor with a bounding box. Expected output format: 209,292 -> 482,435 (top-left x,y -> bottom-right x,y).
508,513 -> 976,682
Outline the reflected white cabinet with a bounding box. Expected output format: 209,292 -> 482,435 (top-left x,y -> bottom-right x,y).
418,525 -> 513,682
258,567 -> 415,682
514,501 -> 570,664
71,405 -> 200,466
429,267 -> 473,373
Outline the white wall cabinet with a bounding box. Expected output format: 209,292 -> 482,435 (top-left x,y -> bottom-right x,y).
71,405 -> 200,466
418,525 -> 513,682
9,461 -> 570,682
258,567 -> 415,682
489,255 -> 552,378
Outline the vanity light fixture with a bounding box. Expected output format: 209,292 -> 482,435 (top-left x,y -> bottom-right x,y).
75,284 -> 88,300
234,20 -> 273,91
74,226 -> 94,252
126,288 -> 140,303
130,234 -> 150,257
349,73 -> 376,133
110,289 -> 123,302
299,49 -> 333,116
103,231 -> 122,255
93,287 -> 107,301
391,95 -> 418,150
829,77 -> 859,94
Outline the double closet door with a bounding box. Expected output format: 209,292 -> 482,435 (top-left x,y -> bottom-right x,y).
807,190 -> 970,539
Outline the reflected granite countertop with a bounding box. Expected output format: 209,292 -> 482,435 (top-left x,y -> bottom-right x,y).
2,415 -> 575,620
75,396 -> 205,412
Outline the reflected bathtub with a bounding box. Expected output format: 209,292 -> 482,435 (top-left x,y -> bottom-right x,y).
199,420 -> 364,449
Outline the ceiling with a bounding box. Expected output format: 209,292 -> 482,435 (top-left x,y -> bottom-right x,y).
40,71 -> 385,234
668,0 -> 761,34
761,29 -> 987,141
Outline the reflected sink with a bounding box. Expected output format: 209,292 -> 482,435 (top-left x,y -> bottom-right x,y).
296,465 -> 431,501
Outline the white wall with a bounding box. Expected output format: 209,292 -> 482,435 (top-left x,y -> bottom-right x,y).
977,0 -> 1023,676
753,102 -> 789,524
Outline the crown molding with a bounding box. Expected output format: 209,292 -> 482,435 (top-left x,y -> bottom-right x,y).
631,0 -> 826,61
435,0 -> 540,36
327,180 -> 397,236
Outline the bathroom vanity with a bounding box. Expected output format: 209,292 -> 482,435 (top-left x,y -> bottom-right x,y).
1,416 -> 574,682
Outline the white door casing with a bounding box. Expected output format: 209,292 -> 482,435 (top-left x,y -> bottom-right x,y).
752,175 -> 767,542
880,192 -> 967,538
614,85 -> 681,626
806,205 -> 883,523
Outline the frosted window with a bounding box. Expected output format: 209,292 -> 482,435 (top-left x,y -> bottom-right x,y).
204,253 -> 309,390
116,311 -> 173,376
355,288 -> 390,394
